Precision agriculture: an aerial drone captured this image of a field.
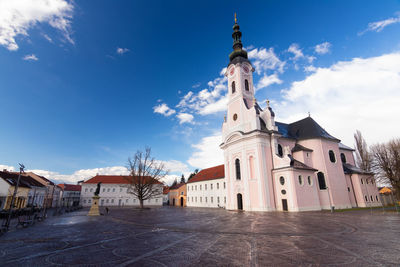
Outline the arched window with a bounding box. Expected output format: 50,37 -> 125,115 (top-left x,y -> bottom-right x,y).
365,196 -> 368,202
370,195 -> 373,201
279,176 -> 285,185
317,172 -> 327,190
329,150 -> 336,163
235,159 -> 241,180
298,175 -> 303,186
278,144 -> 283,157
232,81 -> 236,94
245,79 -> 249,91
307,176 -> 312,186
340,153 -> 346,163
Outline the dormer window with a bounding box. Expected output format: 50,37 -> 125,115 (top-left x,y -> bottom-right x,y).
245,79 -> 249,91
232,81 -> 236,94
328,150 -> 336,163
340,153 -> 346,163
278,144 -> 283,157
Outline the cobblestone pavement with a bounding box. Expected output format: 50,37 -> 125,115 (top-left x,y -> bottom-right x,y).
0,207 -> 399,266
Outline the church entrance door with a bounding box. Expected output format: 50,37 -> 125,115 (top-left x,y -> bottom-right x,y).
180,197 -> 184,206
282,199 -> 288,211
237,193 -> 243,210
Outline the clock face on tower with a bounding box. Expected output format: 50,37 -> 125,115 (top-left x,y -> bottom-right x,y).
230,67 -> 235,76
243,66 -> 249,73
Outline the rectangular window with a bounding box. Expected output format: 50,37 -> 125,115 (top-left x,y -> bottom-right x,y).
211,184 -> 213,190
103,188 -> 105,192
126,199 -> 128,203
211,197 -> 213,203
217,197 -> 220,203
85,188 -> 88,192
192,197 -> 193,202
106,199 -> 109,203
205,184 -> 207,190
195,185 -> 197,190
224,182 -> 226,189
195,197 -> 197,202
200,197 -> 202,203
88,199 -> 91,204
224,197 -> 226,203
113,188 -> 115,192
200,185 -> 202,190
107,188 -> 110,192
120,188 -> 122,192
205,197 -> 207,203
217,183 -> 219,189
111,199 -> 114,203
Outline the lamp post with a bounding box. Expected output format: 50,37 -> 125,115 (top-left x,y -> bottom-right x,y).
3,164 -> 25,231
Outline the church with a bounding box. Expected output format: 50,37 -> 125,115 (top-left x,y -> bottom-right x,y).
186,17 -> 381,212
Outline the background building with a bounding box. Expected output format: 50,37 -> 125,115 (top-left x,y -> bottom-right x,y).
187,165 -> 226,208
81,175 -> 163,207
58,184 -> 81,207
168,183 -> 186,206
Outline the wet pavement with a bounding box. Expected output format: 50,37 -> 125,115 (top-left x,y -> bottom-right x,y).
0,206 -> 399,266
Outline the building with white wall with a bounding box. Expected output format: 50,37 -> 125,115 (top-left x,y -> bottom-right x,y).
187,165 -> 227,208
81,175 -> 163,207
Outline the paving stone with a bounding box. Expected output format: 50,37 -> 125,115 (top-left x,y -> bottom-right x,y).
0,207 -> 399,266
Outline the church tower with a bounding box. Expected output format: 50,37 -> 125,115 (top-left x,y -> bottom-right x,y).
221,15 -> 277,211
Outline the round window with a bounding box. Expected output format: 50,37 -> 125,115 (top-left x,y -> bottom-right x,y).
279,176 -> 285,185
233,114 -> 238,121
281,189 -> 286,195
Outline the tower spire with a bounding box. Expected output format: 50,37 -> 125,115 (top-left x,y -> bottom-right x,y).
229,13 -> 249,64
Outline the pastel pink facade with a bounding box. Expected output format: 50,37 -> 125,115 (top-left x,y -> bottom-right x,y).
219,19 -> 381,212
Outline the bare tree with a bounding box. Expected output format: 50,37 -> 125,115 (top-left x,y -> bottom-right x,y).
125,147 -> 168,208
354,130 -> 371,172
371,138 -> 400,199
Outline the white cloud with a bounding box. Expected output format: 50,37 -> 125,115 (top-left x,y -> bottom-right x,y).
276,52 -> 400,146
177,112 -> 194,124
0,164 -> 15,171
176,69 -> 228,115
288,43 -> 304,60
315,42 -> 331,54
0,0 -> 74,51
24,158 -> 190,185
304,65 -> 317,72
116,47 -> 129,55
27,166 -> 129,184
257,73 -> 283,90
42,33 -> 53,43
22,54 -> 38,61
248,47 -> 285,74
360,13 -> 400,35
153,103 -> 176,116
187,133 -> 224,169
192,82 -> 201,88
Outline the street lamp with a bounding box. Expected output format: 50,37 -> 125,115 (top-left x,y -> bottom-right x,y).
3,163 -> 25,231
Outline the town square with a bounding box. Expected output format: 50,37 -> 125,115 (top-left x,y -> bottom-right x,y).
1,207 -> 400,266
1,0 -> 400,266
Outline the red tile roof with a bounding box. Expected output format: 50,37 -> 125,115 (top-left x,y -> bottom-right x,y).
58,184 -> 82,191
163,186 -> 170,194
188,165 -> 225,183
84,175 -> 162,184
169,183 -> 185,190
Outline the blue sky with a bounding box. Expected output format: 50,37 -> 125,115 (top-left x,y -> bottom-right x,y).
1,0 -> 400,184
